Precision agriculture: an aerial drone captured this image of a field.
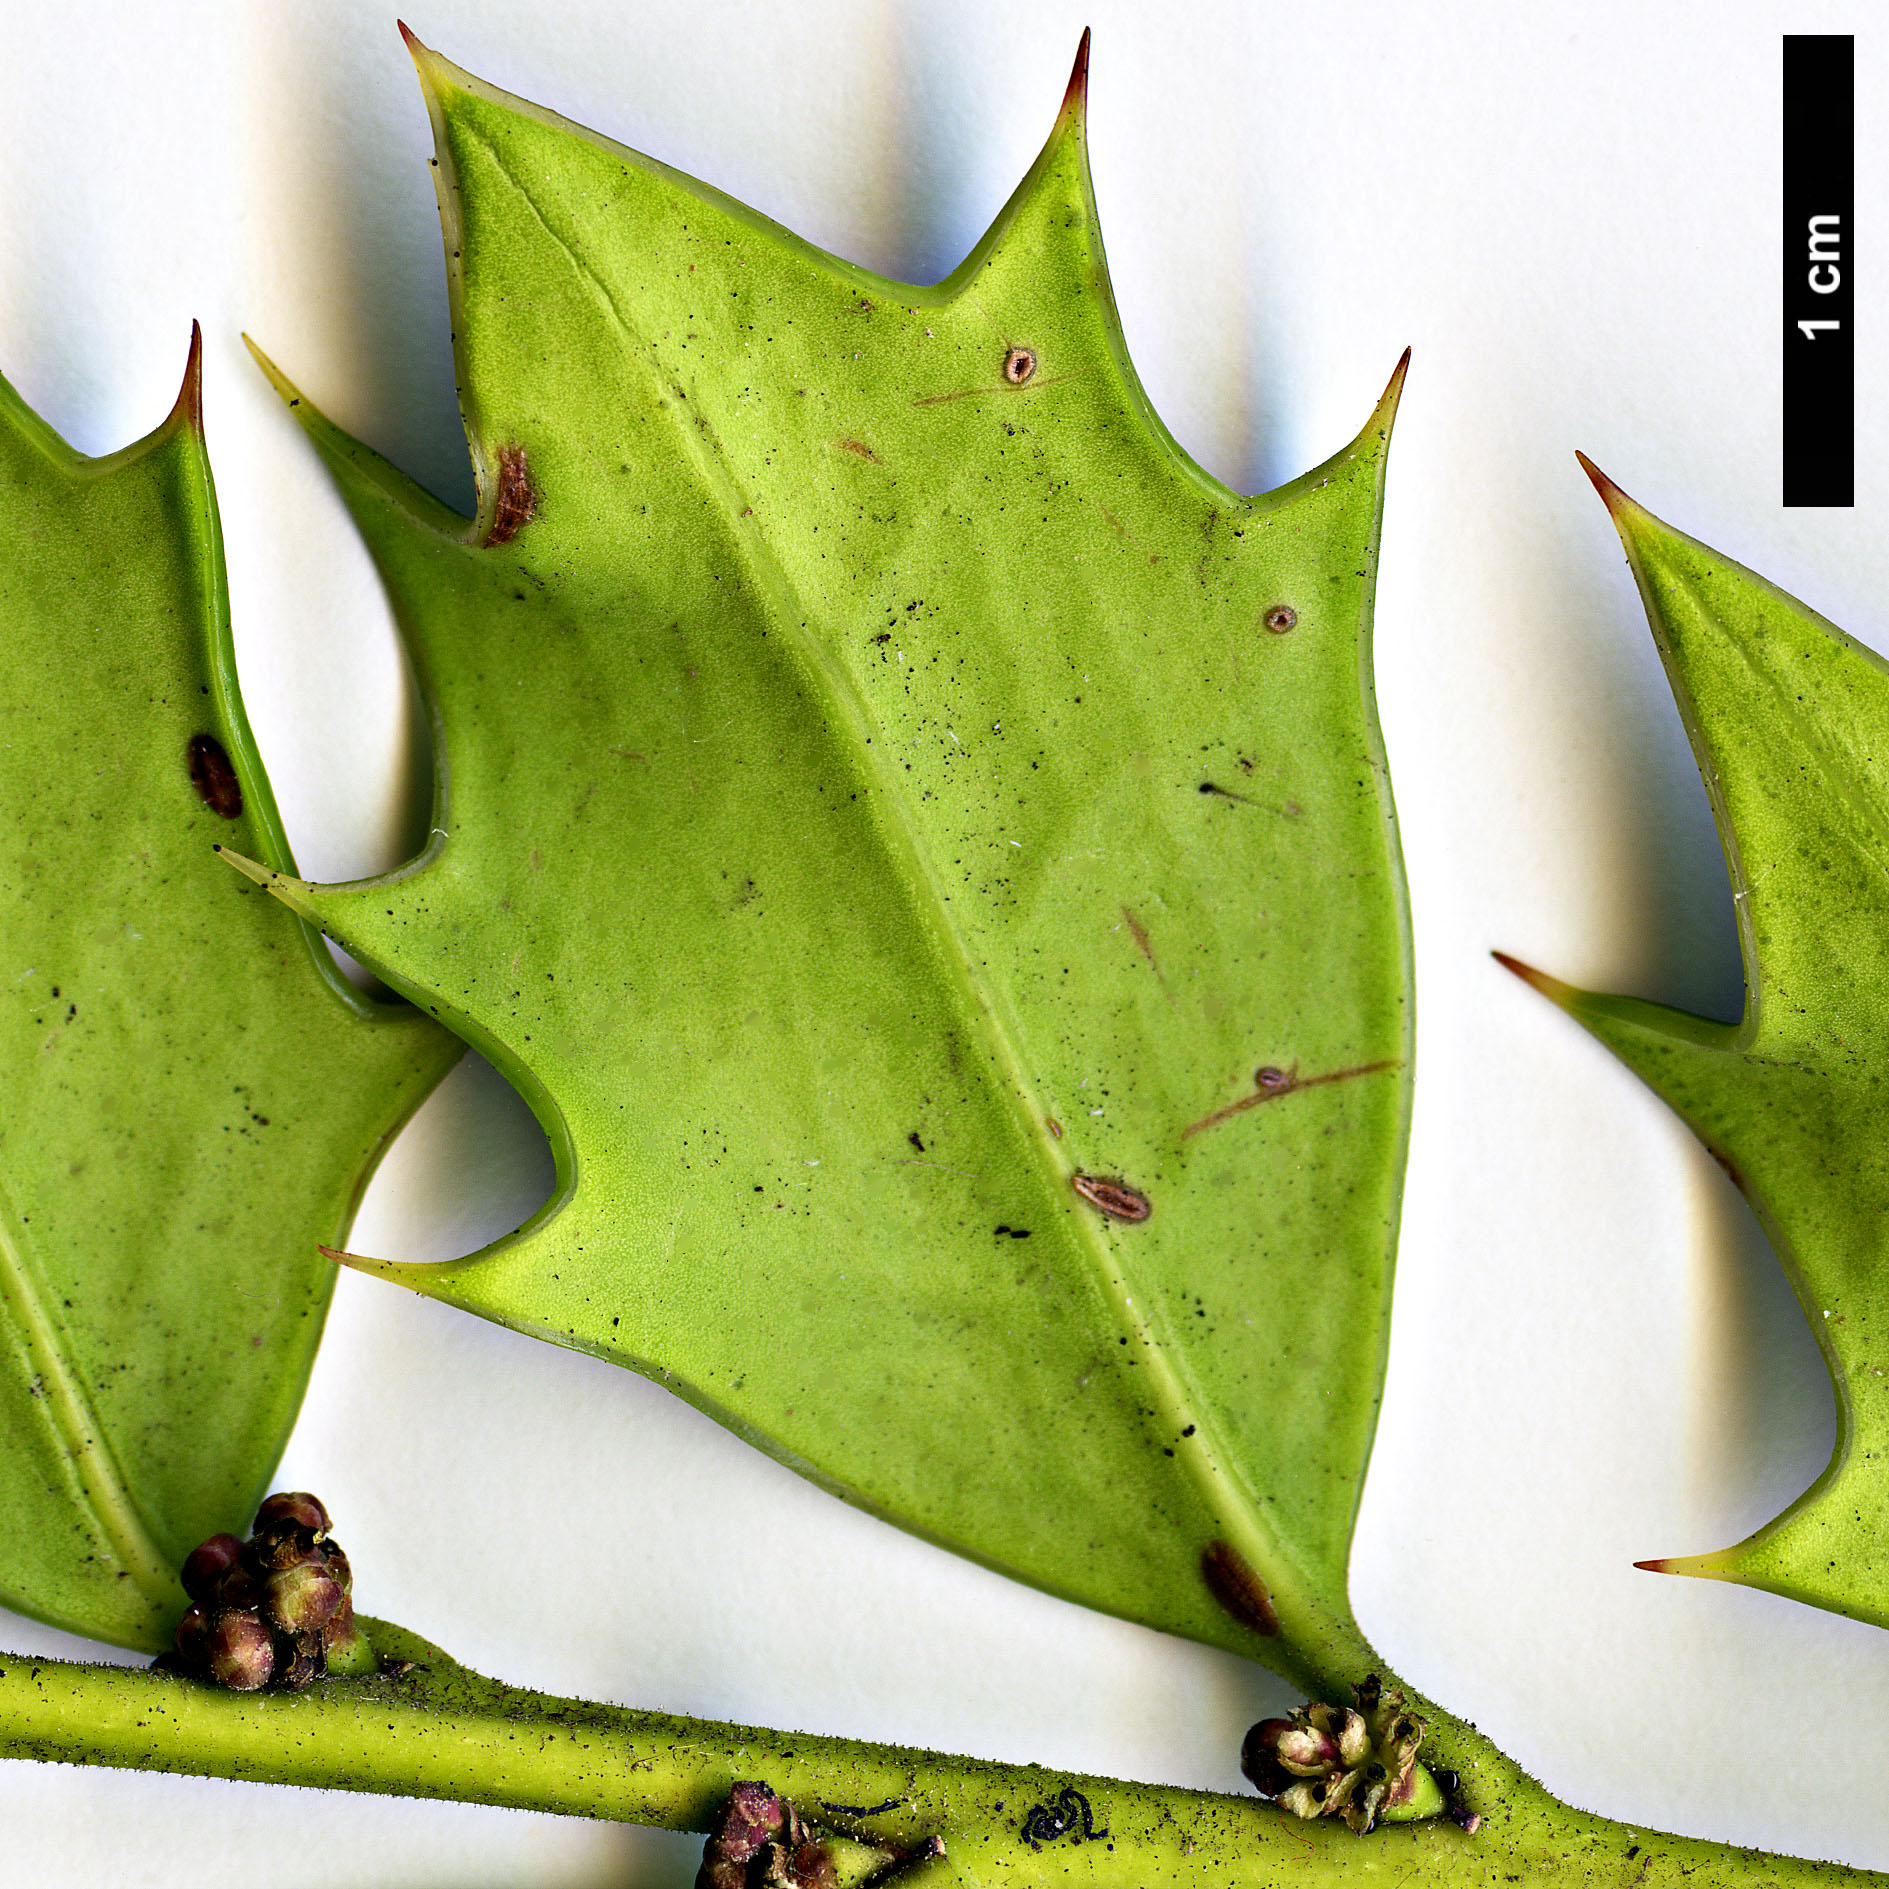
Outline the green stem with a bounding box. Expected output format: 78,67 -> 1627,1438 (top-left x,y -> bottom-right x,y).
0,1620 -> 1875,1886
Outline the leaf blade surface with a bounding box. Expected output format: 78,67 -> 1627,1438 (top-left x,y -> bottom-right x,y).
1517,461 -> 1889,1626
249,41 -> 1412,1688
0,338 -> 459,1648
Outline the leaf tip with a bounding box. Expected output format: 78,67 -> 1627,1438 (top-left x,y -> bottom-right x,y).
1375,346 -> 1412,429
241,335 -> 304,414
397,19 -> 456,99
1634,1545 -> 1742,1583
1060,27 -> 1092,122
214,845 -> 323,924
1491,949 -> 1576,1006
1575,451 -> 1648,525
213,843 -> 270,887
322,1242 -> 417,1285
325,1243 -> 467,1308
166,320 -> 205,436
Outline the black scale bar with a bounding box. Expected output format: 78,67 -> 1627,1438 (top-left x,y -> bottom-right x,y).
1783,35 -> 1853,508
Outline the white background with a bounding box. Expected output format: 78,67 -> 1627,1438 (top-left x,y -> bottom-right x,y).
1,1 -> 1884,1882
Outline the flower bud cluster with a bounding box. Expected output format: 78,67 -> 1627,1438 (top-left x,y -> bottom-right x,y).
696,1781 -> 836,1889
168,1492 -> 373,1692
1242,1675 -> 1439,1835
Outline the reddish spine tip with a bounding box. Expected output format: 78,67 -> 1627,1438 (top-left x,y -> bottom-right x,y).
1061,27 -> 1092,118
1378,347 -> 1412,412
1490,949 -> 1551,992
397,19 -> 421,50
1633,1559 -> 1673,1574
170,320 -> 205,435
1575,450 -> 1634,516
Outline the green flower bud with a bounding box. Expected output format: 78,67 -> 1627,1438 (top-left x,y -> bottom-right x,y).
321,1596 -> 378,1677
264,1560 -> 344,1634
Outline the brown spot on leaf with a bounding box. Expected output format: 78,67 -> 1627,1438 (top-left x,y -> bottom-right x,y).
1263,604 -> 1298,635
835,438 -> 883,466
186,734 -> 242,820
483,445 -> 538,546
1072,1174 -> 1151,1222
1003,347 -> 1037,385
1201,1539 -> 1281,1637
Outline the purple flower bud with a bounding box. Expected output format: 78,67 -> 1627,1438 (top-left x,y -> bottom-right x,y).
180,1534 -> 244,1602
254,1491 -> 330,1538
787,1842 -> 836,1889
211,1558 -> 265,1612
206,1611 -> 274,1691
698,1782 -> 787,1889
1241,1718 -> 1296,1798
172,1603 -> 211,1673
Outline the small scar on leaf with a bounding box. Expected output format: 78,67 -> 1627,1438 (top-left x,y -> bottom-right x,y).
908,1132 -> 925,1152
1201,1539 -> 1281,1637
1003,347 -> 1037,385
1182,1058 -> 1401,1139
186,734 -> 242,819
1263,604 -> 1298,635
1197,780 -> 1253,804
835,437 -> 883,465
993,1224 -> 1032,1239
1045,1116 -> 1063,1140
482,444 -> 538,546
1072,1174 -> 1151,1222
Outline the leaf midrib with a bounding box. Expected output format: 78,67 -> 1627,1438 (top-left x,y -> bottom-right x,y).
467,132 -> 1350,1682
0,1182 -> 175,1611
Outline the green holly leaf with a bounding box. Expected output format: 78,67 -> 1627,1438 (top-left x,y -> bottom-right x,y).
232,33 -> 1410,1693
1502,457 -> 1889,1629
0,333 -> 459,1651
